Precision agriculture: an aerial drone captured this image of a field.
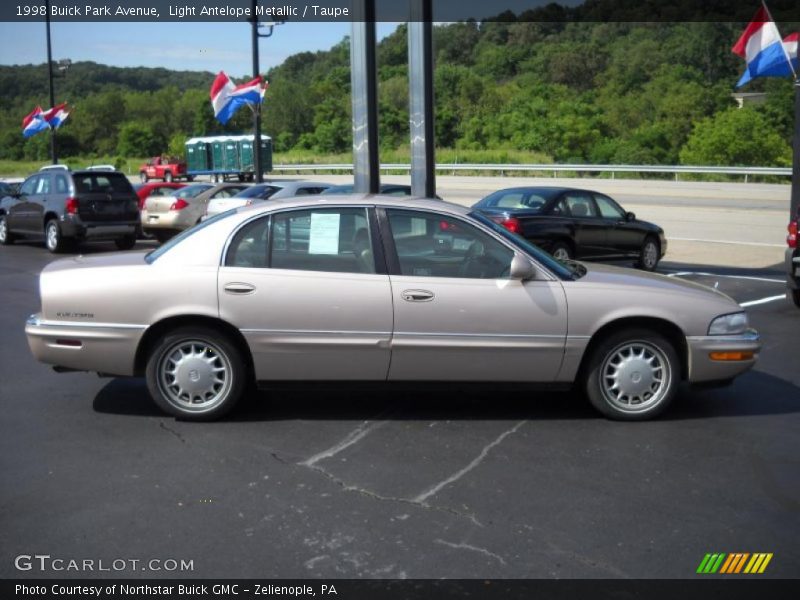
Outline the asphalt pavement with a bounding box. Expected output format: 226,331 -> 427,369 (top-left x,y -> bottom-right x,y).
0,238 -> 798,579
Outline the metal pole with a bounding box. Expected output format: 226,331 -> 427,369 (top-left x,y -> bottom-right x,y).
45,0 -> 57,164
350,0 -> 380,193
251,0 -> 263,183
791,79 -> 800,218
408,0 -> 435,198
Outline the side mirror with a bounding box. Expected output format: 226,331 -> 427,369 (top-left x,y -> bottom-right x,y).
510,254 -> 538,280
625,211 -> 636,222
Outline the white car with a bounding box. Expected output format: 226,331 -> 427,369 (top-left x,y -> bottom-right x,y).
204,181 -> 332,219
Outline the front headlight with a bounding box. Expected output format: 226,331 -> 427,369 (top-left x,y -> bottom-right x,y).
708,312 -> 749,335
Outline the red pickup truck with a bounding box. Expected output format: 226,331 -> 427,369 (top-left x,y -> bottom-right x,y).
138,156 -> 192,183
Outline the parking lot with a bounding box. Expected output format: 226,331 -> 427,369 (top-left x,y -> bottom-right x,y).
1,212 -> 798,579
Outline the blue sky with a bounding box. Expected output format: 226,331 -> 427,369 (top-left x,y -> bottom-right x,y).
0,21 -> 400,76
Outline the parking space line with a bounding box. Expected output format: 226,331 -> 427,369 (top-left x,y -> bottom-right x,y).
666,271 -> 785,284
669,237 -> 785,248
300,419 -> 389,467
413,420 -> 526,504
740,294 -> 787,308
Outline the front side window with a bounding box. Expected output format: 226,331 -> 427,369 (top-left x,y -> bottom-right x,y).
19,176 -> 38,195
386,209 -> 514,279
225,208 -> 375,275
594,194 -> 625,220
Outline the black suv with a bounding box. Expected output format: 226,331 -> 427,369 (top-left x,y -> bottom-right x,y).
0,168 -> 140,253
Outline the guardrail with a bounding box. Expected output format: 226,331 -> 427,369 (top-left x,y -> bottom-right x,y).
271,163 -> 792,182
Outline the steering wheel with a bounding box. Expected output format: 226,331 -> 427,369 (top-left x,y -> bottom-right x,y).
459,240 -> 485,278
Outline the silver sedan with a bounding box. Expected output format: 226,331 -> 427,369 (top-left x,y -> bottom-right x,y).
25,196 -> 760,421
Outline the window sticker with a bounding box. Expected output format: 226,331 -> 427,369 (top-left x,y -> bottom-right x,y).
308,212 -> 341,255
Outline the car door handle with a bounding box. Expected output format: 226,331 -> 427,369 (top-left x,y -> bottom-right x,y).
401,289 -> 434,302
223,282 -> 256,295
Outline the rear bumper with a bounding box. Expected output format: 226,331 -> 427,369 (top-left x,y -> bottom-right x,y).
141,209 -> 191,230
686,329 -> 760,383
25,314 -> 144,377
60,216 -> 137,240
787,247 -> 799,290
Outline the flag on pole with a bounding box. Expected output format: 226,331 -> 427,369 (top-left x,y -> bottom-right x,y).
22,106 -> 49,138
732,5 -> 797,88
210,71 -> 268,125
42,103 -> 70,129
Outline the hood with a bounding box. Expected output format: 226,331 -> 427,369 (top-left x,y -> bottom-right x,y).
578,262 -> 737,304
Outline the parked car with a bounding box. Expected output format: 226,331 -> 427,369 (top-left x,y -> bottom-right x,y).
472,187 -> 667,271
133,182 -> 187,210
25,195 -> 759,421
139,156 -> 191,183
0,181 -> 17,198
84,164 -> 116,172
322,183 -> 443,199
0,169 -> 140,253
140,183 -> 215,242
204,181 -> 332,219
787,208 -> 799,308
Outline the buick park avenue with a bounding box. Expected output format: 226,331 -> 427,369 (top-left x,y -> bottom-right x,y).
25,196 -> 760,421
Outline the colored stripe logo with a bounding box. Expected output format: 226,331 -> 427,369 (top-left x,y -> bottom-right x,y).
697,553 -> 773,574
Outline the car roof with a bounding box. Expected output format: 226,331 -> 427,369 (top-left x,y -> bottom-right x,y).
236,193 -> 462,218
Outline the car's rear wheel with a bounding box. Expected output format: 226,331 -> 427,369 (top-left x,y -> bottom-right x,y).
791,288 -> 800,308
45,219 -> 70,253
551,241 -> 573,261
637,236 -> 660,271
164,171 -> 173,183
583,328 -> 679,420
115,235 -> 136,251
140,172 -> 148,183
154,230 -> 174,244
0,214 -> 15,245
145,326 -> 247,421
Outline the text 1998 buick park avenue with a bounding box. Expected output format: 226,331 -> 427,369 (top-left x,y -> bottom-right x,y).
25,195 -> 761,421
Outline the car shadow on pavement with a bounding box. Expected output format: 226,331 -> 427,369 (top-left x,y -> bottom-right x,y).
92,370 -> 800,422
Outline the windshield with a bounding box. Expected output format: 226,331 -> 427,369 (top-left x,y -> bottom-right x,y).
176,184 -> 212,199
145,210 -> 237,264
470,212 -> 577,279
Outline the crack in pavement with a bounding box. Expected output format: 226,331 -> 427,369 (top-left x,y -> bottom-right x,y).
300,419 -> 389,467
434,538 -> 507,566
158,421 -> 186,444
413,420 -> 527,503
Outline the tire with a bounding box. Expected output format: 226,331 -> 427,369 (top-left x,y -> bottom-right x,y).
145,326 -> 247,420
44,219 -> 70,253
0,214 -> 15,245
164,171 -> 173,183
583,328 -> 679,421
637,236 -> 660,271
114,235 -> 136,251
551,241 -> 573,262
791,288 -> 800,309
140,171 -> 148,183
154,230 -> 174,244
186,175 -> 194,182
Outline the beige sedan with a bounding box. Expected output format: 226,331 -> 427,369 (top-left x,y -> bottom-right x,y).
141,183 -> 249,242
26,195 -> 760,421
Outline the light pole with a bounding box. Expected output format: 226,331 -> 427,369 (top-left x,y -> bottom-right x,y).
250,0 -> 283,183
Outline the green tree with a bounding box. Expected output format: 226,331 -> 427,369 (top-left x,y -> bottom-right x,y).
117,122 -> 163,157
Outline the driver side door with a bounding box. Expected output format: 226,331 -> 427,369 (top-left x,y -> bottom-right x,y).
381,208 -> 568,382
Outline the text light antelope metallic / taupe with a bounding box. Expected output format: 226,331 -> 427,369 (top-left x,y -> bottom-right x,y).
25,195 -> 761,421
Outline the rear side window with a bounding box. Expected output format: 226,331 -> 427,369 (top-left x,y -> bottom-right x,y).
73,173 -> 134,194
36,176 -> 51,194
55,174 -> 69,194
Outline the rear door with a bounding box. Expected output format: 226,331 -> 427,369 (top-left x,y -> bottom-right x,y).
218,206 -> 393,381
381,208 -> 568,382
71,172 -> 139,224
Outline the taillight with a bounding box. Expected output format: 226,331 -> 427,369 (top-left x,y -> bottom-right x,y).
170,199 -> 189,211
789,220 -> 798,249
65,196 -> 78,214
500,216 -> 522,234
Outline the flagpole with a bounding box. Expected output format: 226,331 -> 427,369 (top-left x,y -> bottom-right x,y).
45,0 -> 57,164
791,77 -> 800,219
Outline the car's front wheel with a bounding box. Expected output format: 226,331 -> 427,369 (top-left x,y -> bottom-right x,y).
145,326 -> 247,420
583,328 -> 679,420
164,171 -> 173,183
637,236 -> 660,271
551,241 -> 573,262
791,288 -> 800,309
0,214 -> 15,245
140,172 -> 148,183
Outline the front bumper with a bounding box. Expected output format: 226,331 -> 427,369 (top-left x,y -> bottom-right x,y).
25,314 -> 145,377
686,329 -> 760,383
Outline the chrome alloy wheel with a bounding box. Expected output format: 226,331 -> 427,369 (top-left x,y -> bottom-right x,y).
0,217 -> 7,243
156,339 -> 233,413
642,240 -> 659,269
46,222 -> 59,251
552,246 -> 570,261
599,340 -> 671,412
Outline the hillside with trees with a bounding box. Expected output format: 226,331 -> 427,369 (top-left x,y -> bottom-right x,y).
0,18 -> 797,167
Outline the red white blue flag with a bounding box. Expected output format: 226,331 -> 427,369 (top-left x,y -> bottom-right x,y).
42,103 -> 70,129
732,5 -> 797,87
22,106 -> 48,138
210,71 -> 268,125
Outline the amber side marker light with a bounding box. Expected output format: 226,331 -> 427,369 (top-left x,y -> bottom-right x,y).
709,351 -> 754,361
